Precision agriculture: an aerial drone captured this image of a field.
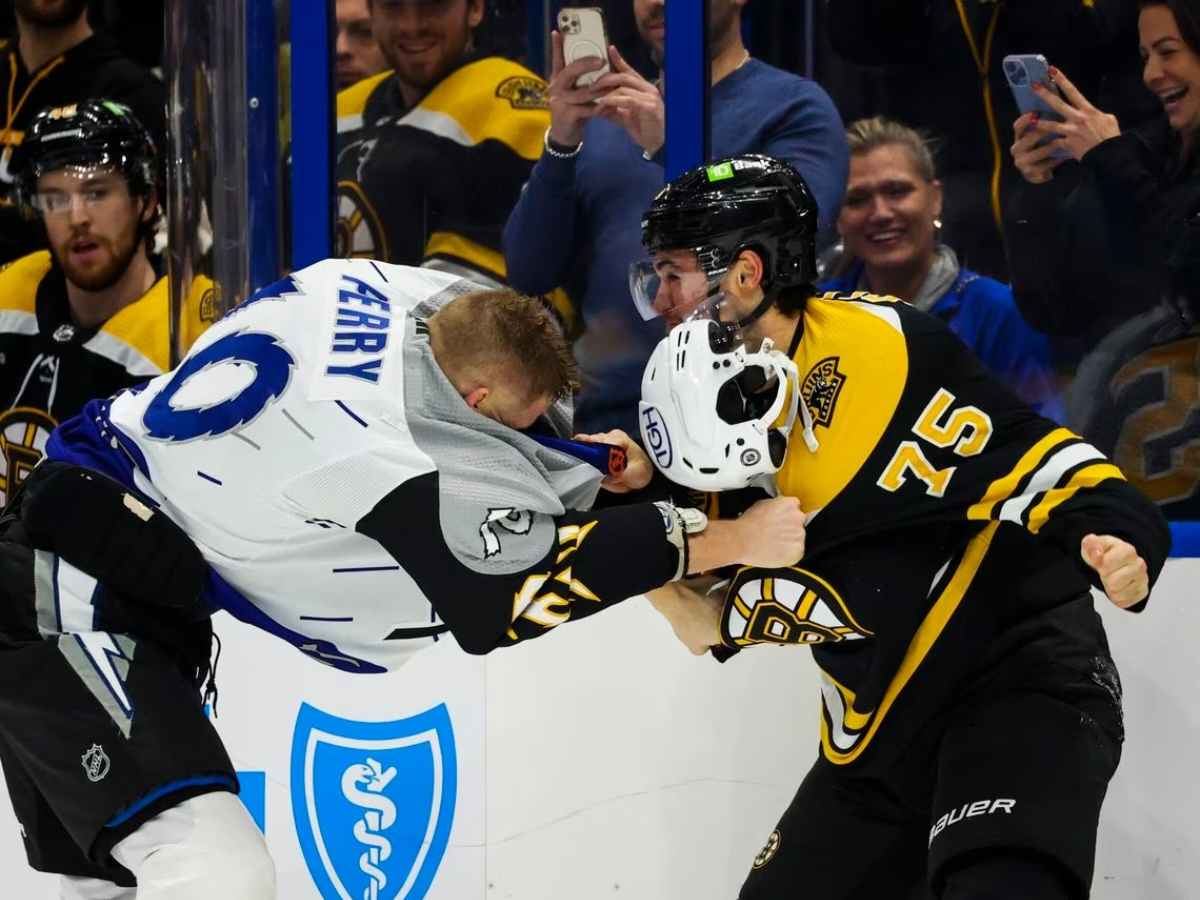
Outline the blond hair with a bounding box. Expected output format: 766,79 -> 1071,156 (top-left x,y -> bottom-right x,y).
845,116 -> 938,183
431,289 -> 579,402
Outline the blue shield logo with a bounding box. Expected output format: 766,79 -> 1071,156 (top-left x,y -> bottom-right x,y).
291,703 -> 457,900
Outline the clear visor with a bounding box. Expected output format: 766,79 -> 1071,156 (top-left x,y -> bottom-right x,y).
629,256 -> 728,327
29,164 -> 125,215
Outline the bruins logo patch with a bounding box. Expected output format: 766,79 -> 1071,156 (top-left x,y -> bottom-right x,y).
723,566 -> 872,648
198,287 -> 222,323
496,76 -> 549,110
335,179 -> 389,261
801,356 -> 846,429
0,406 -> 57,504
752,830 -> 781,869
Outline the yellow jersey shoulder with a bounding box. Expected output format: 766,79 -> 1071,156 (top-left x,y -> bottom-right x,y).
100,275 -> 215,373
337,70 -> 393,119
0,250 -> 52,315
420,57 -> 550,160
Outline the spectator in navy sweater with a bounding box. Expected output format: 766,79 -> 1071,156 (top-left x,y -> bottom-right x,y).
503,0 -> 848,438
820,117 -> 1063,419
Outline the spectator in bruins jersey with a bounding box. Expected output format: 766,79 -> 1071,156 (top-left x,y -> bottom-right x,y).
819,116 -> 1064,420
633,156 -> 1170,900
0,99 -> 210,506
1065,205 -> 1200,520
503,0 -> 848,438
334,0 -> 551,290
0,0 -> 166,266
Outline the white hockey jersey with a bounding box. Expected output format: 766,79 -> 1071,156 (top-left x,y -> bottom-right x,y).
47,260 -> 683,672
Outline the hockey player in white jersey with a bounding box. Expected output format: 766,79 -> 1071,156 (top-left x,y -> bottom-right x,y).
0,258 -> 808,898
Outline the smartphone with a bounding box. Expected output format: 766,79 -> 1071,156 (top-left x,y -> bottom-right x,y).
1002,54 -> 1071,160
557,7 -> 611,88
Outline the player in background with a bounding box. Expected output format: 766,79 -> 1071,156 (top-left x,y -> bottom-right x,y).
632,155 -> 1171,899
0,99 -> 212,506
0,257 -> 808,898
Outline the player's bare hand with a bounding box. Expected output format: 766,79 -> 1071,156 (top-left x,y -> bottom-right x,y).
1030,67 -> 1120,161
1081,533 -> 1149,609
1011,113 -> 1067,184
736,496 -> 808,568
547,30 -> 604,147
592,44 -> 664,156
646,578 -> 724,655
575,429 -> 652,493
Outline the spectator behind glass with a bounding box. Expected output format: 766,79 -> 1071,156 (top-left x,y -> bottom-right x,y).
503,0 -> 848,439
335,0 -> 554,291
0,0 -> 166,267
1066,206 -> 1200,519
0,100 -> 212,506
820,117 -> 1063,420
827,0 -> 1144,283
1006,0 -> 1200,346
336,0 -> 389,90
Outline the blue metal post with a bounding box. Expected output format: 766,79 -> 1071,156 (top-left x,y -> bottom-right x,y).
527,0 -> 551,77
290,0 -> 334,268
246,0 -> 280,290
664,1 -> 709,179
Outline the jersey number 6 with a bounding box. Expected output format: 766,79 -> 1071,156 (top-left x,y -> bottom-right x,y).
876,388 -> 993,498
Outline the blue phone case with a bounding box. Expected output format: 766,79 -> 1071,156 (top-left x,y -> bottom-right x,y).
1003,54 -> 1071,159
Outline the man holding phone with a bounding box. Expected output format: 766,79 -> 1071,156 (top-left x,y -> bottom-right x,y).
502,0 -> 849,440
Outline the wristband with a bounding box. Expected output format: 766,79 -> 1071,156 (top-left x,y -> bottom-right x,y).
544,127 -> 583,159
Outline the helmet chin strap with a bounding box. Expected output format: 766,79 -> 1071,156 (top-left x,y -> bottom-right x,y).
735,286 -> 777,329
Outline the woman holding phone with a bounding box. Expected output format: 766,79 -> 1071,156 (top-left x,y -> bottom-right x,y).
1005,0 -> 1200,340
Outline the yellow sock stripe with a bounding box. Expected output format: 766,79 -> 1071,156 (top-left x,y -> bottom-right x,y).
821,522 -> 999,765
967,428 -> 1076,521
1026,463 -> 1126,534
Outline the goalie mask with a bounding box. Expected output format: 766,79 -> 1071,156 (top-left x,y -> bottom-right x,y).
639,318 -> 815,491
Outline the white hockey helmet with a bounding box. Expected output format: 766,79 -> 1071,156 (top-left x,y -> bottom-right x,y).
639,318 -> 813,491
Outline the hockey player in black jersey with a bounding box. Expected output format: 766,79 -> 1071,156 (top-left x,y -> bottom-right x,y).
0,99 -> 211,505
632,155 -> 1172,899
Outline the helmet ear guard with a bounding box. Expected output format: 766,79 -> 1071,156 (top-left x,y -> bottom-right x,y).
639,319 -> 803,491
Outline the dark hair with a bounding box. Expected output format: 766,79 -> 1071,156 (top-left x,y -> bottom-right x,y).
1140,0 -> 1200,57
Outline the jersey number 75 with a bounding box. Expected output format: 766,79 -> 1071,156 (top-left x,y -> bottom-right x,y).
876,388 -> 993,498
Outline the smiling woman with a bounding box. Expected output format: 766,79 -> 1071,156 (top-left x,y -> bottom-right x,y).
819,116 -> 1064,419
1004,0 -> 1200,341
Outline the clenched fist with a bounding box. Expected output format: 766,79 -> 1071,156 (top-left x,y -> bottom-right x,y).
1081,533 -> 1149,609
738,496 -> 810,569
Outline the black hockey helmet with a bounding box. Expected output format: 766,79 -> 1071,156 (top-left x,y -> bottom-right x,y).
641,154 -> 820,294
13,99 -> 157,211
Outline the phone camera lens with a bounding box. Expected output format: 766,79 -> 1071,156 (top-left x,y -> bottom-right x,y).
1005,61 -> 1027,86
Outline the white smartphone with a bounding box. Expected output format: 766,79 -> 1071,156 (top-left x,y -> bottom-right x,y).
557,6 -> 611,88
1002,54 -> 1071,160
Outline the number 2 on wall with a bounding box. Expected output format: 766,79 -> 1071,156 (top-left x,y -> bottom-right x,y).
876,388 -> 993,498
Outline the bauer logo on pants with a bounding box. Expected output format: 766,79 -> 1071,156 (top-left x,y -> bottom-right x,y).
291,703 -> 457,900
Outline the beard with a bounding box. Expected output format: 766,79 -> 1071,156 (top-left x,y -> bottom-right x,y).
14,0 -> 89,28
55,229 -> 141,293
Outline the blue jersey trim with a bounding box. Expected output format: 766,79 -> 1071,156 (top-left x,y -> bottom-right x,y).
105,774 -> 236,828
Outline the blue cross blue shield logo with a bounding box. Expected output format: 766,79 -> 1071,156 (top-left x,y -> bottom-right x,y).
291,703 -> 457,900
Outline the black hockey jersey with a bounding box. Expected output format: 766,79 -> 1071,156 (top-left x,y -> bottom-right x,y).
0,251 -> 212,504
335,57 -> 548,286
715,292 -> 1170,769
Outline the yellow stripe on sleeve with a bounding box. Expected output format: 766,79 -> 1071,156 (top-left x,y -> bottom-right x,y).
1026,463 -> 1126,534
967,427 -> 1076,521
